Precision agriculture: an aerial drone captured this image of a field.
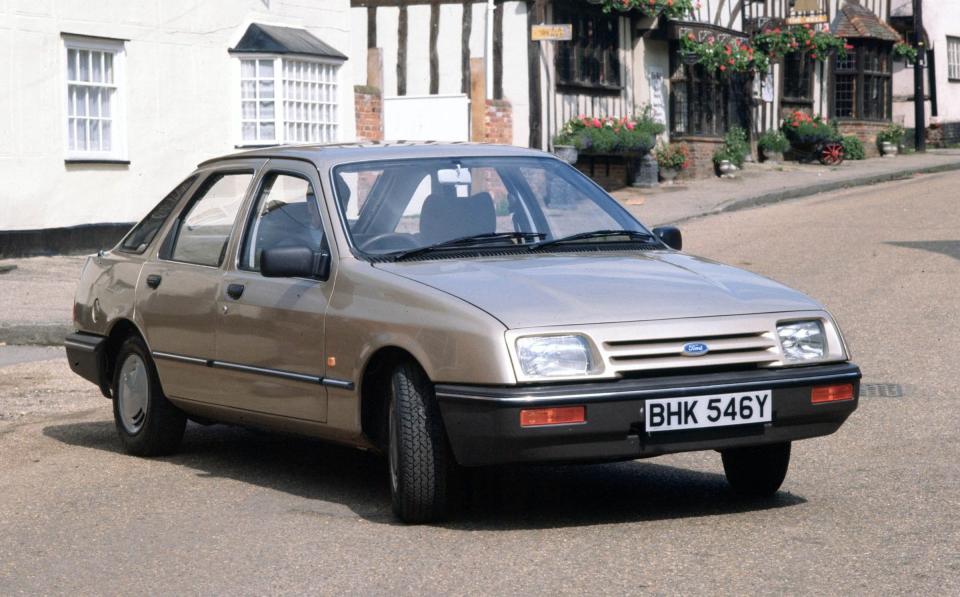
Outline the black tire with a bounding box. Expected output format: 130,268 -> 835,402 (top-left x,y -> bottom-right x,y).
112,336 -> 186,456
721,442 -> 791,497
387,361 -> 460,523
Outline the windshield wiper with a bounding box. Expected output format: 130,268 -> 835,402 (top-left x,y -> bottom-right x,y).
389,231 -> 546,261
531,229 -> 656,251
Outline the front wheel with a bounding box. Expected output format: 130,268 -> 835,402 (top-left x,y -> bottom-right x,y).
112,336 -> 186,456
721,442 -> 791,497
387,362 -> 460,523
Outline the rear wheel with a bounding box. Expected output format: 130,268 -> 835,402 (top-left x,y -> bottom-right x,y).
387,362 -> 459,523
112,336 -> 186,456
721,442 -> 791,497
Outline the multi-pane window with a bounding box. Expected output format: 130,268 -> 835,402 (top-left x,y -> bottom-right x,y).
64,37 -> 124,159
238,57 -> 340,145
670,59 -> 750,137
783,53 -> 814,104
554,3 -> 621,90
240,59 -> 277,143
948,36 -> 960,81
833,41 -> 892,121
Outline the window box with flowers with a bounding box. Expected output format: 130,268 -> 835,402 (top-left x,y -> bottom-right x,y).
554,111 -> 665,187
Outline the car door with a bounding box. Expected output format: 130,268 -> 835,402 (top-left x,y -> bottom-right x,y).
138,166 -> 257,403
214,160 -> 332,421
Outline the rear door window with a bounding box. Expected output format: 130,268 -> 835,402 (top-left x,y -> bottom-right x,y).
167,172 -> 253,267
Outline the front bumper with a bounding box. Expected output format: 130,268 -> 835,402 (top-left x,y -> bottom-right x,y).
436,362 -> 861,466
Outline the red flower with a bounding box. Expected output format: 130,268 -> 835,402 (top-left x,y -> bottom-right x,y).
811,53 -> 817,59
687,32 -> 696,41
592,118 -> 602,128
720,65 -> 726,71
845,43 -> 854,50
728,58 -> 735,64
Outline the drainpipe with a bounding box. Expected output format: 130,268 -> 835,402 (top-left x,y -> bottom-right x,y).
485,0 -> 495,100
913,0 -> 925,151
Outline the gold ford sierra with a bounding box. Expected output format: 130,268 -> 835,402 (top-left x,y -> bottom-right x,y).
65,143 -> 861,523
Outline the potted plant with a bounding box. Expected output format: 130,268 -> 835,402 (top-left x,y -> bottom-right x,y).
758,130 -> 789,164
877,124 -> 904,157
654,143 -> 691,184
713,146 -> 742,178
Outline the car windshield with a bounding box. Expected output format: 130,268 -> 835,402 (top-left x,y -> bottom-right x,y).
331,156 -> 652,258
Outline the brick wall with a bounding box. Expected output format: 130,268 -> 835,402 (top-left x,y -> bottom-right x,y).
482,99 -> 512,145
574,156 -> 630,191
837,121 -> 888,158
354,86 -> 383,142
673,137 -> 724,179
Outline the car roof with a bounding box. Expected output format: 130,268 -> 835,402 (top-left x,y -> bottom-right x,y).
197,141 -> 555,170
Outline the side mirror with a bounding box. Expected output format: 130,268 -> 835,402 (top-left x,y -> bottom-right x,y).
653,226 -> 682,251
261,246 -> 331,280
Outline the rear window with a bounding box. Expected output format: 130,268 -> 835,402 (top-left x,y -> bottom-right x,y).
119,176 -> 197,253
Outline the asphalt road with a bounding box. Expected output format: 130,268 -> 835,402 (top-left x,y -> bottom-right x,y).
2,172 -> 958,595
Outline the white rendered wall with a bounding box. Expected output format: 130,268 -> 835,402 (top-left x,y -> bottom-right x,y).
0,0 -> 355,231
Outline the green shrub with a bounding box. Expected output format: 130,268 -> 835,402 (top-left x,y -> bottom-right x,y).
842,135 -> 866,160
758,130 -> 790,154
713,126 -> 748,168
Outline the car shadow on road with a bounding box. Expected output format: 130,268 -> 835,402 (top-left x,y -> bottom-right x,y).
42,420 -> 806,529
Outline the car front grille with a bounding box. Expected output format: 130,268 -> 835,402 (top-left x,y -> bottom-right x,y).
602,331 -> 779,374
582,315 -> 788,377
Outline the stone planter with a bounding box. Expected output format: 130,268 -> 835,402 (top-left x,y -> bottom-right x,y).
880,141 -> 899,158
762,149 -> 784,164
553,145 -> 578,165
659,167 -> 680,184
630,152 -> 659,188
717,160 -> 738,178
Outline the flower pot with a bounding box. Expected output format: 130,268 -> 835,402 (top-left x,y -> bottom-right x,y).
880,141 -> 899,158
762,149 -> 783,164
553,145 -> 578,165
659,167 -> 680,184
717,160 -> 738,178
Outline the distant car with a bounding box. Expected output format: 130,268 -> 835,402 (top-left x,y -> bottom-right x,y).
65,142 -> 861,522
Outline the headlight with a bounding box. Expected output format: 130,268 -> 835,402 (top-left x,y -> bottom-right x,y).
516,335 -> 595,377
777,320 -> 826,363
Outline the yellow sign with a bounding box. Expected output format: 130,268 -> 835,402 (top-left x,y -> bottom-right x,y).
531,24 -> 572,42
786,14 -> 829,25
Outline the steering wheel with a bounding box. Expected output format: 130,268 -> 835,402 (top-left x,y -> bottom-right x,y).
360,233 -> 421,252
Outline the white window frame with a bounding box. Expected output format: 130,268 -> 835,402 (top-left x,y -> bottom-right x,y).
62,35 -> 127,161
233,54 -> 343,147
948,36 -> 960,82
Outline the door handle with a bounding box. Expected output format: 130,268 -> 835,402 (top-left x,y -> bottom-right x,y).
145,274 -> 162,289
226,283 -> 245,300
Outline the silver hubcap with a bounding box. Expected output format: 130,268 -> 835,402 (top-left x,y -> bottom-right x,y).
388,400 -> 399,493
117,354 -> 149,434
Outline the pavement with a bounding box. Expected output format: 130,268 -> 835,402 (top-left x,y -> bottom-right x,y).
613,147 -> 960,228
2,149 -> 960,348
1,171 -> 957,594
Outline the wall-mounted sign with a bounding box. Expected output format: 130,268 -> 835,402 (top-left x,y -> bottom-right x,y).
786,13 -> 829,25
531,24 -> 572,41
786,0 -> 828,25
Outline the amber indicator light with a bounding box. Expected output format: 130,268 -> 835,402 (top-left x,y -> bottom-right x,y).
520,406 -> 586,427
811,383 -> 855,404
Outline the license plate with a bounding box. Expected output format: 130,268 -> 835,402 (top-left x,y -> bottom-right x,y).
645,390 -> 772,433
